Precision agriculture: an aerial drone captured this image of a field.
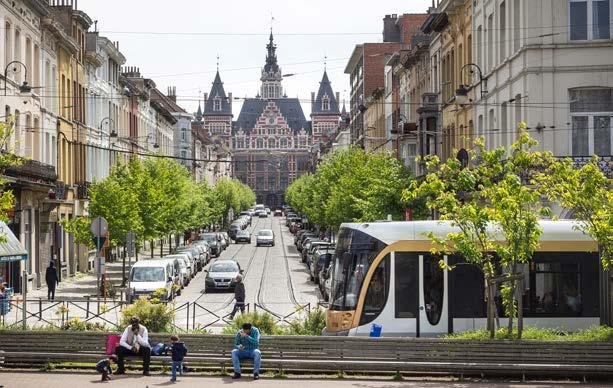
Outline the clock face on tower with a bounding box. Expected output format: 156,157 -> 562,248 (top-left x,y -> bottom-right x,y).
268,117 -> 275,125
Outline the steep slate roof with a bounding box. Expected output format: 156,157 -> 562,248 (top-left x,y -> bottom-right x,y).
234,98 -> 309,135
311,71 -> 340,115
264,31 -> 280,74
204,71 -> 232,116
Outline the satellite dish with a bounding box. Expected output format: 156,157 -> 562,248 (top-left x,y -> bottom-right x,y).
457,148 -> 469,170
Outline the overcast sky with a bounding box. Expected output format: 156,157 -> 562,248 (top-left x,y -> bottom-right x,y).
79,0 -> 432,116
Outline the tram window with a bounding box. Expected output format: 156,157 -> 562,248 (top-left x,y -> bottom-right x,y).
451,259 -> 485,318
395,252 -> 418,318
359,255 -> 390,326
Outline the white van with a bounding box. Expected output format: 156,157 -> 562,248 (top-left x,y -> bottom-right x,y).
127,260 -> 174,303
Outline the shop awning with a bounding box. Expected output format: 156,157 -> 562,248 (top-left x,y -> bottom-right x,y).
0,221 -> 27,263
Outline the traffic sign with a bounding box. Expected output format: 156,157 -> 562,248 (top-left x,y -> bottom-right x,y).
90,217 -> 108,237
92,236 -> 107,252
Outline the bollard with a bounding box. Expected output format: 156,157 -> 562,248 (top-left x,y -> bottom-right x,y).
86,296 -> 90,319
38,298 -> 42,321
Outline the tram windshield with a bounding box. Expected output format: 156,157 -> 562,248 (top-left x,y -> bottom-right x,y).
330,227 -> 387,311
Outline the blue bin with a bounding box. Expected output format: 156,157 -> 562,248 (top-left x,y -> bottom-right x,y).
369,324 -> 382,337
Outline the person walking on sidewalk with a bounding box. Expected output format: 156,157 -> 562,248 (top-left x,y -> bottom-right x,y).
229,275 -> 245,319
231,323 -> 261,380
45,261 -> 59,301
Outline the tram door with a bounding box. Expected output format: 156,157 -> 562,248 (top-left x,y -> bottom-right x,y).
418,254 -> 448,336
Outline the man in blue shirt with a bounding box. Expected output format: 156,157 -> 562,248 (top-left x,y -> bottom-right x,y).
231,323 -> 261,380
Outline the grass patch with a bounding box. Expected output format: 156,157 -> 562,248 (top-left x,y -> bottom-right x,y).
445,325 -> 613,341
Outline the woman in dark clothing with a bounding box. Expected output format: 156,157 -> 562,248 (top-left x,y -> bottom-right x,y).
45,261 -> 59,301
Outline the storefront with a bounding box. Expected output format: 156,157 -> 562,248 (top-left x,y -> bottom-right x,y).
0,221 -> 28,293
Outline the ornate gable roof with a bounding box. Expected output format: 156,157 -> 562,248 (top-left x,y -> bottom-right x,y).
204,71 -> 232,116
234,98 -> 309,135
312,71 -> 340,115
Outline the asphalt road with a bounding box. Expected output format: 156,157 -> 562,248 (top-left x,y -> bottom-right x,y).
1,373 -> 607,388
173,215 -> 321,331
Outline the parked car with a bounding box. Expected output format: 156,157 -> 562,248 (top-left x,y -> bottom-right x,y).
305,241 -> 334,267
265,208 -> 271,215
297,234 -> 317,252
221,232 -> 231,246
198,233 -> 221,257
235,229 -> 252,244
228,224 -> 241,240
204,260 -> 243,292
289,221 -> 302,234
127,260 -> 174,303
164,255 -> 190,286
320,264 -> 332,302
256,229 -> 275,247
274,209 -> 283,217
191,241 -> 211,264
294,229 -> 312,245
218,232 -> 229,250
171,253 -> 194,280
258,211 -> 268,218
175,246 -> 204,271
310,250 -> 333,283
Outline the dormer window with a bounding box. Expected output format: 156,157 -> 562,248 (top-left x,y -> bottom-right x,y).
322,96 -> 330,111
214,97 -> 222,111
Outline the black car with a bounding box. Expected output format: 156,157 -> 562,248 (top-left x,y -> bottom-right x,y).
235,230 -> 252,244
198,234 -> 221,257
228,224 -> 241,240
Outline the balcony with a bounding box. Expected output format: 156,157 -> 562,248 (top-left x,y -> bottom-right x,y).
4,158 -> 57,186
76,181 -> 91,200
48,181 -> 67,201
567,156 -> 613,178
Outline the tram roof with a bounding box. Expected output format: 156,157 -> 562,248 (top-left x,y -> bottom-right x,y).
338,220 -> 595,246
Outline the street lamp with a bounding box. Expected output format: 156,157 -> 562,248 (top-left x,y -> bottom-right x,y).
2,61 -> 32,95
455,63 -> 488,105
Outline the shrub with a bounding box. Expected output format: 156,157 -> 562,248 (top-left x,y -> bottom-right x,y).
287,307 -> 326,336
445,326 -> 613,341
222,311 -> 281,335
121,297 -> 174,332
62,317 -> 107,332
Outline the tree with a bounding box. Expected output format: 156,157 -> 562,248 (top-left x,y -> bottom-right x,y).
0,121 -> 19,234
541,156 -> 613,270
402,131 -> 550,338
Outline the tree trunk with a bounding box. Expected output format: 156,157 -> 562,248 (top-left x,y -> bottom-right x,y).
150,240 -> 154,259
160,239 -> 163,258
506,278 -> 515,338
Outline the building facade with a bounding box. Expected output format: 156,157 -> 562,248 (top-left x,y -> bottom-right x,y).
201,33 -> 340,208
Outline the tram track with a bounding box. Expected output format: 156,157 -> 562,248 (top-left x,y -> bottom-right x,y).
276,217 -> 300,306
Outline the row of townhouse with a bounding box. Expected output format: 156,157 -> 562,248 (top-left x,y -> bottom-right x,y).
0,0 -> 230,293
343,0 -> 613,179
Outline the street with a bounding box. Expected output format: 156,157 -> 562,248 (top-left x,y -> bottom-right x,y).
0,373 -> 607,388
1,216 -> 320,332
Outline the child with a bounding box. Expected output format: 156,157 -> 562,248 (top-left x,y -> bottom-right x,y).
169,335 -> 187,382
96,355 -> 117,382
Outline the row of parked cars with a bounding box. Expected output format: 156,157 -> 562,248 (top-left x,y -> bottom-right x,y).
284,208 -> 335,302
126,231 -> 231,303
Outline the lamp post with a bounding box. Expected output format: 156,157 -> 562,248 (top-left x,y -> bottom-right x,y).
455,63 -> 488,105
100,117 -> 117,171
2,61 -> 32,95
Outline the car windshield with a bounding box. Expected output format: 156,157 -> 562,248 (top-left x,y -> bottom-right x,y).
211,262 -> 239,272
131,267 -> 165,282
201,235 -> 217,242
258,230 -> 273,237
237,231 -> 249,236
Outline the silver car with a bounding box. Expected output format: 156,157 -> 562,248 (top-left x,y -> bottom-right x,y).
204,260 -> 243,292
256,229 -> 275,247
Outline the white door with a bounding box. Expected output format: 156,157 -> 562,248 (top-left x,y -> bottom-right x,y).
418,254 -> 448,336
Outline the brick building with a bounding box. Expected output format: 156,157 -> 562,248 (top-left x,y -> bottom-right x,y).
201,32 -> 340,208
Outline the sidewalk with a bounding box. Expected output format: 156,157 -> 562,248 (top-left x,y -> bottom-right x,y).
0,373 -> 602,388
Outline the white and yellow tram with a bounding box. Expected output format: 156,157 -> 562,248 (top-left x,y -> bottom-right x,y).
325,220 -> 605,337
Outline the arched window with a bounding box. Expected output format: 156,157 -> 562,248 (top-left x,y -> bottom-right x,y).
322,96 -> 330,111
257,138 -> 264,149
213,97 -> 222,111
280,138 -> 287,148
268,138 -> 276,148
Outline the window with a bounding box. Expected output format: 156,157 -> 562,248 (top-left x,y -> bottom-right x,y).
477,26 -> 483,70
478,114 -> 484,137
501,102 -> 508,146
570,0 -> 611,40
359,255 -> 390,326
488,108 -> 495,148
256,138 -> 264,149
4,22 -> 11,68
423,254 -> 444,325
515,94 -> 522,129
487,14 -> 493,72
322,96 -> 330,111
513,0 -> 521,52
500,1 -> 506,63
395,253 -> 418,318
570,88 -> 613,156
181,128 -> 187,141
213,97 -> 221,111
280,138 -> 287,148
268,138 -> 276,148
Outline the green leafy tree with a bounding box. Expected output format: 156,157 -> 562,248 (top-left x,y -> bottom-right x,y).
541,156 -> 613,269
0,121 -> 19,234
403,131 -> 550,338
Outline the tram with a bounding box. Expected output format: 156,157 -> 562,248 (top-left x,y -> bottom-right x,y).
325,220 -> 605,337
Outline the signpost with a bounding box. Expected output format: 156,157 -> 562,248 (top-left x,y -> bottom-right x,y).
90,217 -> 108,314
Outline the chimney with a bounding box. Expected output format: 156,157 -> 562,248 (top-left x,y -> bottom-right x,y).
336,92 -> 340,105
311,92 -> 315,111
204,93 -> 208,106
168,86 -> 176,102
383,14 -> 401,43
228,92 -> 232,113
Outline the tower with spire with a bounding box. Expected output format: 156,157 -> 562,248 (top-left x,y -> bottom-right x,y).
260,30 -> 283,99
202,70 -> 233,147
311,70 -> 341,143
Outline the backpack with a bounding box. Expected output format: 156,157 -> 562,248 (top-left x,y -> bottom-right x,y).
105,335 -> 121,356
151,343 -> 166,356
